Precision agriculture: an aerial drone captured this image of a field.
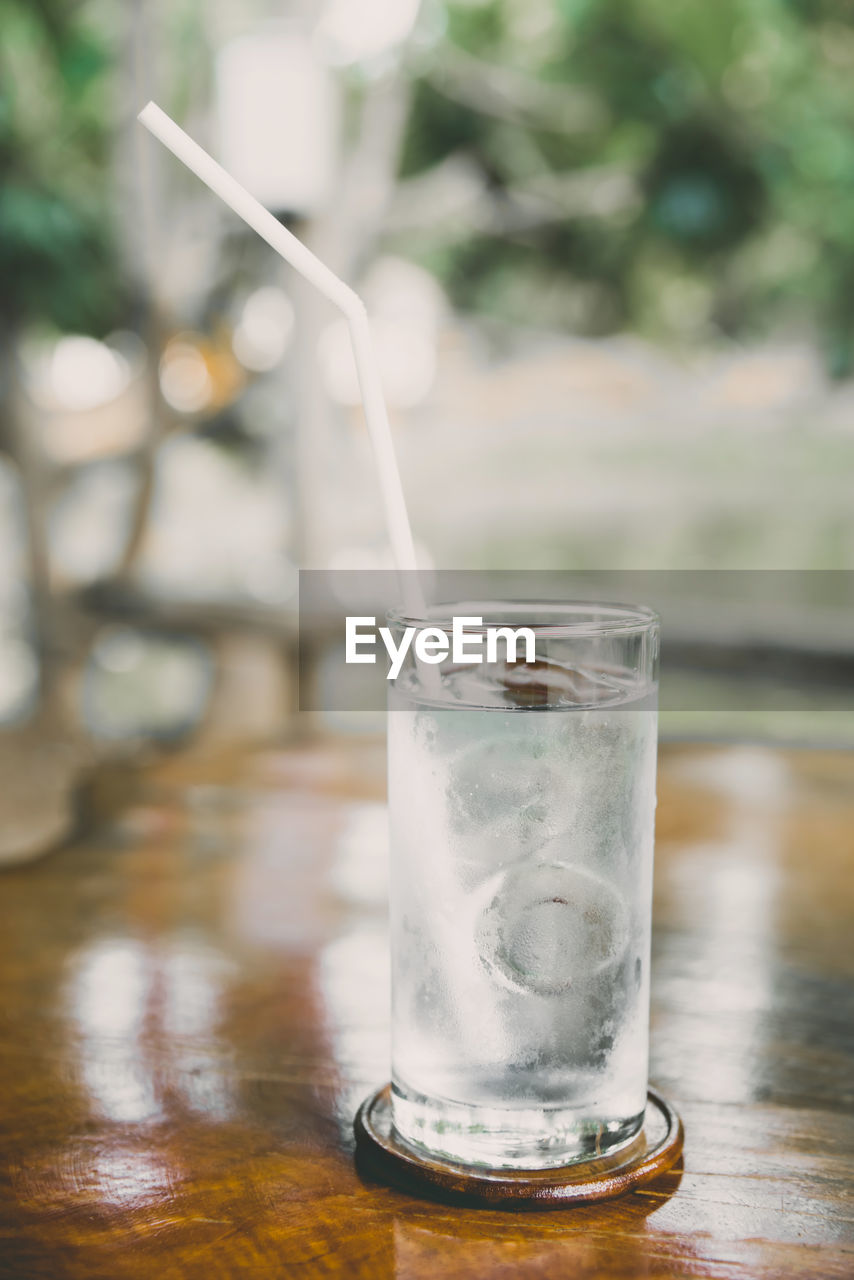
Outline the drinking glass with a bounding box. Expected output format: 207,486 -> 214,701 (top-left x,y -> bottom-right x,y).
387,601 -> 659,1169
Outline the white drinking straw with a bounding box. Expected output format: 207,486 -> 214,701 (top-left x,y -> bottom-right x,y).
134,107 -> 502,1054
137,101 -> 424,618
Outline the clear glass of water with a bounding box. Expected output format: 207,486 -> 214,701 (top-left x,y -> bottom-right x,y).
387,601 -> 659,1170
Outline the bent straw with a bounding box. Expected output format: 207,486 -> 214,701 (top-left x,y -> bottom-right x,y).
137,101 -> 423,618
133,108 -> 504,1051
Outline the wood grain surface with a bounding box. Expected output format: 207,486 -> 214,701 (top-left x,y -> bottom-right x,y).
0,739 -> 852,1278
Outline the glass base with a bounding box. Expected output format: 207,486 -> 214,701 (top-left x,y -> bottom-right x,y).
391,1081 -> 645,1171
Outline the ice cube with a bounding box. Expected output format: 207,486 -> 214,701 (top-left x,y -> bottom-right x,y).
409,658 -> 632,710
495,659 -> 628,708
446,734 -> 555,834
476,860 -> 629,997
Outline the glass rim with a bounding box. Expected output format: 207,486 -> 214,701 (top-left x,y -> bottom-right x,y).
386,599 -> 659,639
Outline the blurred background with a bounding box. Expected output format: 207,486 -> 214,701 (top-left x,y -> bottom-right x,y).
1,0 -> 853,859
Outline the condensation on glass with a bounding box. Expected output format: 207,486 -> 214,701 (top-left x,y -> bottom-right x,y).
387,602 -> 659,1170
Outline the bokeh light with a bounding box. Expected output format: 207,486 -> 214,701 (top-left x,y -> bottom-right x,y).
159,338 -> 214,415
232,286 -> 295,373
316,0 -> 422,66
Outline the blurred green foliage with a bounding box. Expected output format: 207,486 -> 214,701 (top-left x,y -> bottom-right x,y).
0,0 -> 120,335
401,0 -> 854,372
3,0 -> 854,374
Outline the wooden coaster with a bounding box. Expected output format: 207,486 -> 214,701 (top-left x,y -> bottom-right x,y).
354,1085 -> 683,1208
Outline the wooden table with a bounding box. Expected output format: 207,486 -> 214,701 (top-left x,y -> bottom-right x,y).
0,740 -> 852,1278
